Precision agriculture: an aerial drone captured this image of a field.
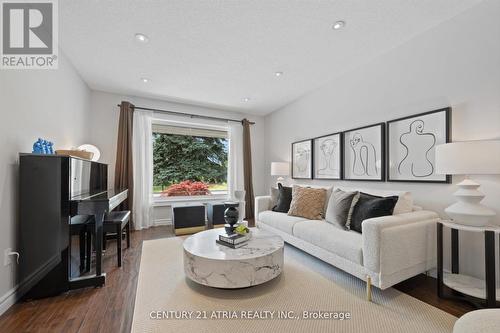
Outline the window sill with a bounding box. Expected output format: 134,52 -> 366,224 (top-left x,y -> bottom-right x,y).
153,194 -> 229,207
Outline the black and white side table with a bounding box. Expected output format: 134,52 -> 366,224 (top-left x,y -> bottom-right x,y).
437,220 -> 500,308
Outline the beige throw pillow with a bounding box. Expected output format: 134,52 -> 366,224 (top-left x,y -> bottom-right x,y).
287,186 -> 326,220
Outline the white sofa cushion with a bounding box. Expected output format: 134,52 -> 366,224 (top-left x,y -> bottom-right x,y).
258,211 -> 308,235
336,186 -> 413,215
293,220 -> 363,265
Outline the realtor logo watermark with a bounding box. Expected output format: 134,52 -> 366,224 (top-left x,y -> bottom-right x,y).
1,0 -> 58,69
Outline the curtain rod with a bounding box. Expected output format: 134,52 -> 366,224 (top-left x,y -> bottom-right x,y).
117,104 -> 255,125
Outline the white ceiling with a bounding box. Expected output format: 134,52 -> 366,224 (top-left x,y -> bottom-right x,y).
60,0 -> 482,115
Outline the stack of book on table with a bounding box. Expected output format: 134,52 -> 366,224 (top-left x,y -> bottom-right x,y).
216,232 -> 250,248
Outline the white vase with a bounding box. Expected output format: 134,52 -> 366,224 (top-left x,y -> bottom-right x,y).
234,190 -> 246,222
234,190 -> 245,201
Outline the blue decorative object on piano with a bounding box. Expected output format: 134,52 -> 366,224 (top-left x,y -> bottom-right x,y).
32,138 -> 43,154
42,140 -> 49,154
46,141 -> 54,154
32,138 -> 55,154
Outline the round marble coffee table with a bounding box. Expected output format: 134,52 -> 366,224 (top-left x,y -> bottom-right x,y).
183,228 -> 284,288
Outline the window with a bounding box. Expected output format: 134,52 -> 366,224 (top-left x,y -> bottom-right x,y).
152,123 -> 228,198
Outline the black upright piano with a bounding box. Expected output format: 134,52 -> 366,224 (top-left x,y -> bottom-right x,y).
19,154 -> 128,299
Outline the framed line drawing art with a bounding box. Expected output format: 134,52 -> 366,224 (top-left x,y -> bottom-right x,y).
291,139 -> 312,179
387,107 -> 451,183
313,133 -> 342,180
343,123 -> 385,181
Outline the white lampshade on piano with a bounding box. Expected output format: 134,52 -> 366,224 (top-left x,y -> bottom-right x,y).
435,140 -> 500,226
271,162 -> 289,185
78,144 -> 101,162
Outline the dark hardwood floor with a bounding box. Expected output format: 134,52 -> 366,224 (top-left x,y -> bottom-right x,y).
0,224 -> 476,333
0,225 -> 175,333
394,274 -> 476,317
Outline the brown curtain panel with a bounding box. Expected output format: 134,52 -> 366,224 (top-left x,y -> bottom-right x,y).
115,101 -> 134,213
242,119 -> 255,220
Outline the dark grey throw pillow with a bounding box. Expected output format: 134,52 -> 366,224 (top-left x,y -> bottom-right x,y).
348,192 -> 399,233
325,189 -> 359,228
272,183 -> 292,213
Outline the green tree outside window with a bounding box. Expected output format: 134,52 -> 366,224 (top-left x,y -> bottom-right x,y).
153,133 -> 228,194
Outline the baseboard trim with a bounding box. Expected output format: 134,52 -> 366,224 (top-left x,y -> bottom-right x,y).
0,286 -> 18,316
0,253 -> 60,316
153,218 -> 172,226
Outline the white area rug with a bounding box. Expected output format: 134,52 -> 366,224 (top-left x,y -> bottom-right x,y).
132,237 -> 456,333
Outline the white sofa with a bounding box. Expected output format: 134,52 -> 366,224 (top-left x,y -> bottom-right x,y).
255,187 -> 439,296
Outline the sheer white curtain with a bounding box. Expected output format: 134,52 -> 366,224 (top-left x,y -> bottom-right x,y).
227,121 -> 244,200
132,110 -> 154,230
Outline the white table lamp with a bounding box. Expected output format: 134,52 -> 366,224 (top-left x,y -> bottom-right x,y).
435,140 -> 500,226
271,162 -> 289,185
78,144 -> 101,161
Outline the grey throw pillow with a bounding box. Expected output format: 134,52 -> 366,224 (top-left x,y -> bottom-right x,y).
325,189 -> 359,228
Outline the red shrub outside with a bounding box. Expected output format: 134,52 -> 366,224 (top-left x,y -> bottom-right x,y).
161,180 -> 211,196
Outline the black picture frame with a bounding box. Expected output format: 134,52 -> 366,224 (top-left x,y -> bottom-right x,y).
342,123 -> 385,182
291,139 -> 313,179
386,107 -> 451,183
312,132 -> 343,180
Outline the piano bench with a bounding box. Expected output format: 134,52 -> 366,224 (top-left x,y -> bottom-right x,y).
103,211 -> 131,267
70,215 -> 94,272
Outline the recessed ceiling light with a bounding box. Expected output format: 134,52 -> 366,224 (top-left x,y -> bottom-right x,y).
141,77 -> 150,83
275,71 -> 284,77
243,97 -> 250,102
332,21 -> 345,30
135,33 -> 149,43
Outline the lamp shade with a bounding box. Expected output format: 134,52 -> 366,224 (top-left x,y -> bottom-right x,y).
271,162 -> 289,176
435,140 -> 500,175
78,144 -> 101,162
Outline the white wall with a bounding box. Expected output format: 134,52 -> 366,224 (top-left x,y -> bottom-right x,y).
0,52 -> 91,312
0,62 -> 265,313
265,0 -> 500,279
89,91 -> 266,224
